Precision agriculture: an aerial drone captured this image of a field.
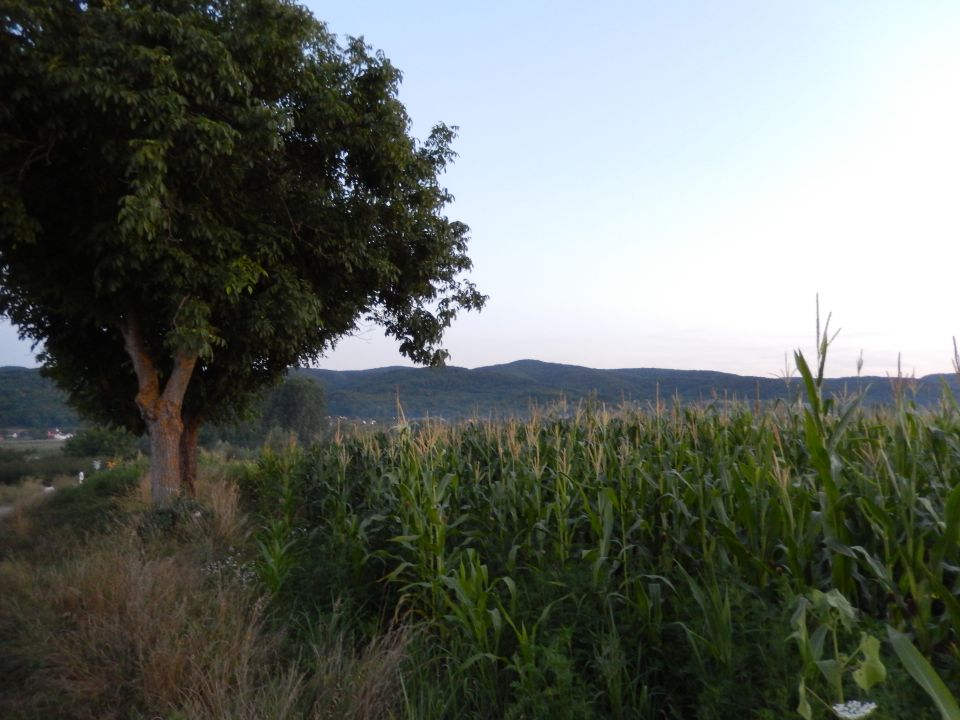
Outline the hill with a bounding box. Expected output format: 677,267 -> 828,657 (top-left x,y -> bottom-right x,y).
0,367 -> 78,429
298,359 -> 960,419
3,362 -> 957,427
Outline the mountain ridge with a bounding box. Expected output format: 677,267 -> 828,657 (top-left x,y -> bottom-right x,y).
297,359 -> 960,419
2,362 -> 957,427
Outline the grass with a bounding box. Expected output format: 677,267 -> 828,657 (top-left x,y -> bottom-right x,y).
0,438 -> 67,454
0,442 -> 93,486
0,462 -> 411,720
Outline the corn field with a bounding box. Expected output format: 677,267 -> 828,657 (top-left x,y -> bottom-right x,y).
247,359 -> 960,719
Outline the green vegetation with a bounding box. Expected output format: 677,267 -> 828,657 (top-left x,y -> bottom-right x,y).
0,367 -> 76,429
304,360 -> 960,419
0,463 -> 406,720
0,445 -> 91,487
203,376 -> 328,449
234,370 -> 958,718
0,370 -> 322,443
5,362 -> 958,432
63,425 -> 139,460
1,350 -> 958,718
1,0 -> 483,503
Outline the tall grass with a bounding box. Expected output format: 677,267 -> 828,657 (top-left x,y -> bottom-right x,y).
0,461 -> 410,720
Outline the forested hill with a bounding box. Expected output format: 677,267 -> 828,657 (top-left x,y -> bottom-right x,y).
0,366 -> 77,428
3,361 -> 959,427
298,359 -> 960,419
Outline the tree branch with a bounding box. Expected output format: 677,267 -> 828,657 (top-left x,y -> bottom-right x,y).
161,352 -> 198,407
116,313 -> 161,416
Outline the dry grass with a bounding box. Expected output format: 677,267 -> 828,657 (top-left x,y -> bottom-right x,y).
126,470 -> 154,509
4,527 -> 284,719
197,470 -> 247,545
0,476 -> 54,505
0,477 -> 60,539
0,459 -> 411,720
301,626 -> 411,720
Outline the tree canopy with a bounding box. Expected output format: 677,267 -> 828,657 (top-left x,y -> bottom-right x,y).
0,0 -> 485,501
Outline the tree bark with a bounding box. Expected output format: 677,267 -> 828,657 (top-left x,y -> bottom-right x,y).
147,400 -> 185,504
117,315 -> 197,505
180,413 -> 201,499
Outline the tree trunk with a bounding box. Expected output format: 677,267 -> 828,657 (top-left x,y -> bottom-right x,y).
146,401 -> 185,505
117,315 -> 197,505
180,414 -> 201,499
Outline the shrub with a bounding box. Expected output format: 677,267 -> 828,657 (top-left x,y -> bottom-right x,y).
63,425 -> 139,460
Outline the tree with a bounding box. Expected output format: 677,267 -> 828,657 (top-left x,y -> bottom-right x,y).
261,376 -> 325,443
0,0 -> 485,503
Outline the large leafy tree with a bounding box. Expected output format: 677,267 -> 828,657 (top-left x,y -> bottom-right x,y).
0,0 -> 484,502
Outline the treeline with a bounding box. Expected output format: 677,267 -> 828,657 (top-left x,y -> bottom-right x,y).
0,367 -> 77,428
200,376 -> 326,448
0,376 -> 325,485
0,369 -> 324,440
301,359 -> 960,419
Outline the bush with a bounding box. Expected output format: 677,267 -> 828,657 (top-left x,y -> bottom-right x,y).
63,425 -> 139,459
0,451 -> 91,486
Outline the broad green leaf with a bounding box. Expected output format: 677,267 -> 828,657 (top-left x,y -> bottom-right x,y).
794,350 -> 821,424
887,626 -> 960,720
460,652 -> 501,671
810,624 -> 828,662
853,633 -> 886,691
820,588 -> 857,628
816,658 -> 843,699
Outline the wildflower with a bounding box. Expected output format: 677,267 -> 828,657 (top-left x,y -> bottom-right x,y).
203,554 -> 257,587
831,700 -> 878,719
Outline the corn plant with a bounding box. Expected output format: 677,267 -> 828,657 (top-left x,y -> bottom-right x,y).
241,348 -> 960,719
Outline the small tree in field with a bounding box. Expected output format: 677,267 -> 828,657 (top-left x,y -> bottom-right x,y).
0,0 -> 485,503
261,376 -> 326,444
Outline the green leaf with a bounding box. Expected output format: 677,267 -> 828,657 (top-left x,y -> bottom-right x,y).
821,588 -> 857,628
931,482 -> 960,569
887,626 -> 960,720
816,658 -> 843,700
853,633 -> 886,691
460,652 -> 501,671
797,678 -> 813,720
810,624 -> 828,662
795,350 -> 821,423
827,395 -> 861,452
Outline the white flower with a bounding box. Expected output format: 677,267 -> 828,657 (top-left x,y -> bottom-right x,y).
831,700 -> 878,720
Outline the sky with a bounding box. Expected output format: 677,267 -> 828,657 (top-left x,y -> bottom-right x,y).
2,1 -> 959,377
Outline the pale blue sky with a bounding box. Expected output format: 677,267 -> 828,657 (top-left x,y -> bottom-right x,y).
3,1 -> 959,377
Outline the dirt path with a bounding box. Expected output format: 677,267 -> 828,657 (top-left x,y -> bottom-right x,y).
0,505 -> 13,519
